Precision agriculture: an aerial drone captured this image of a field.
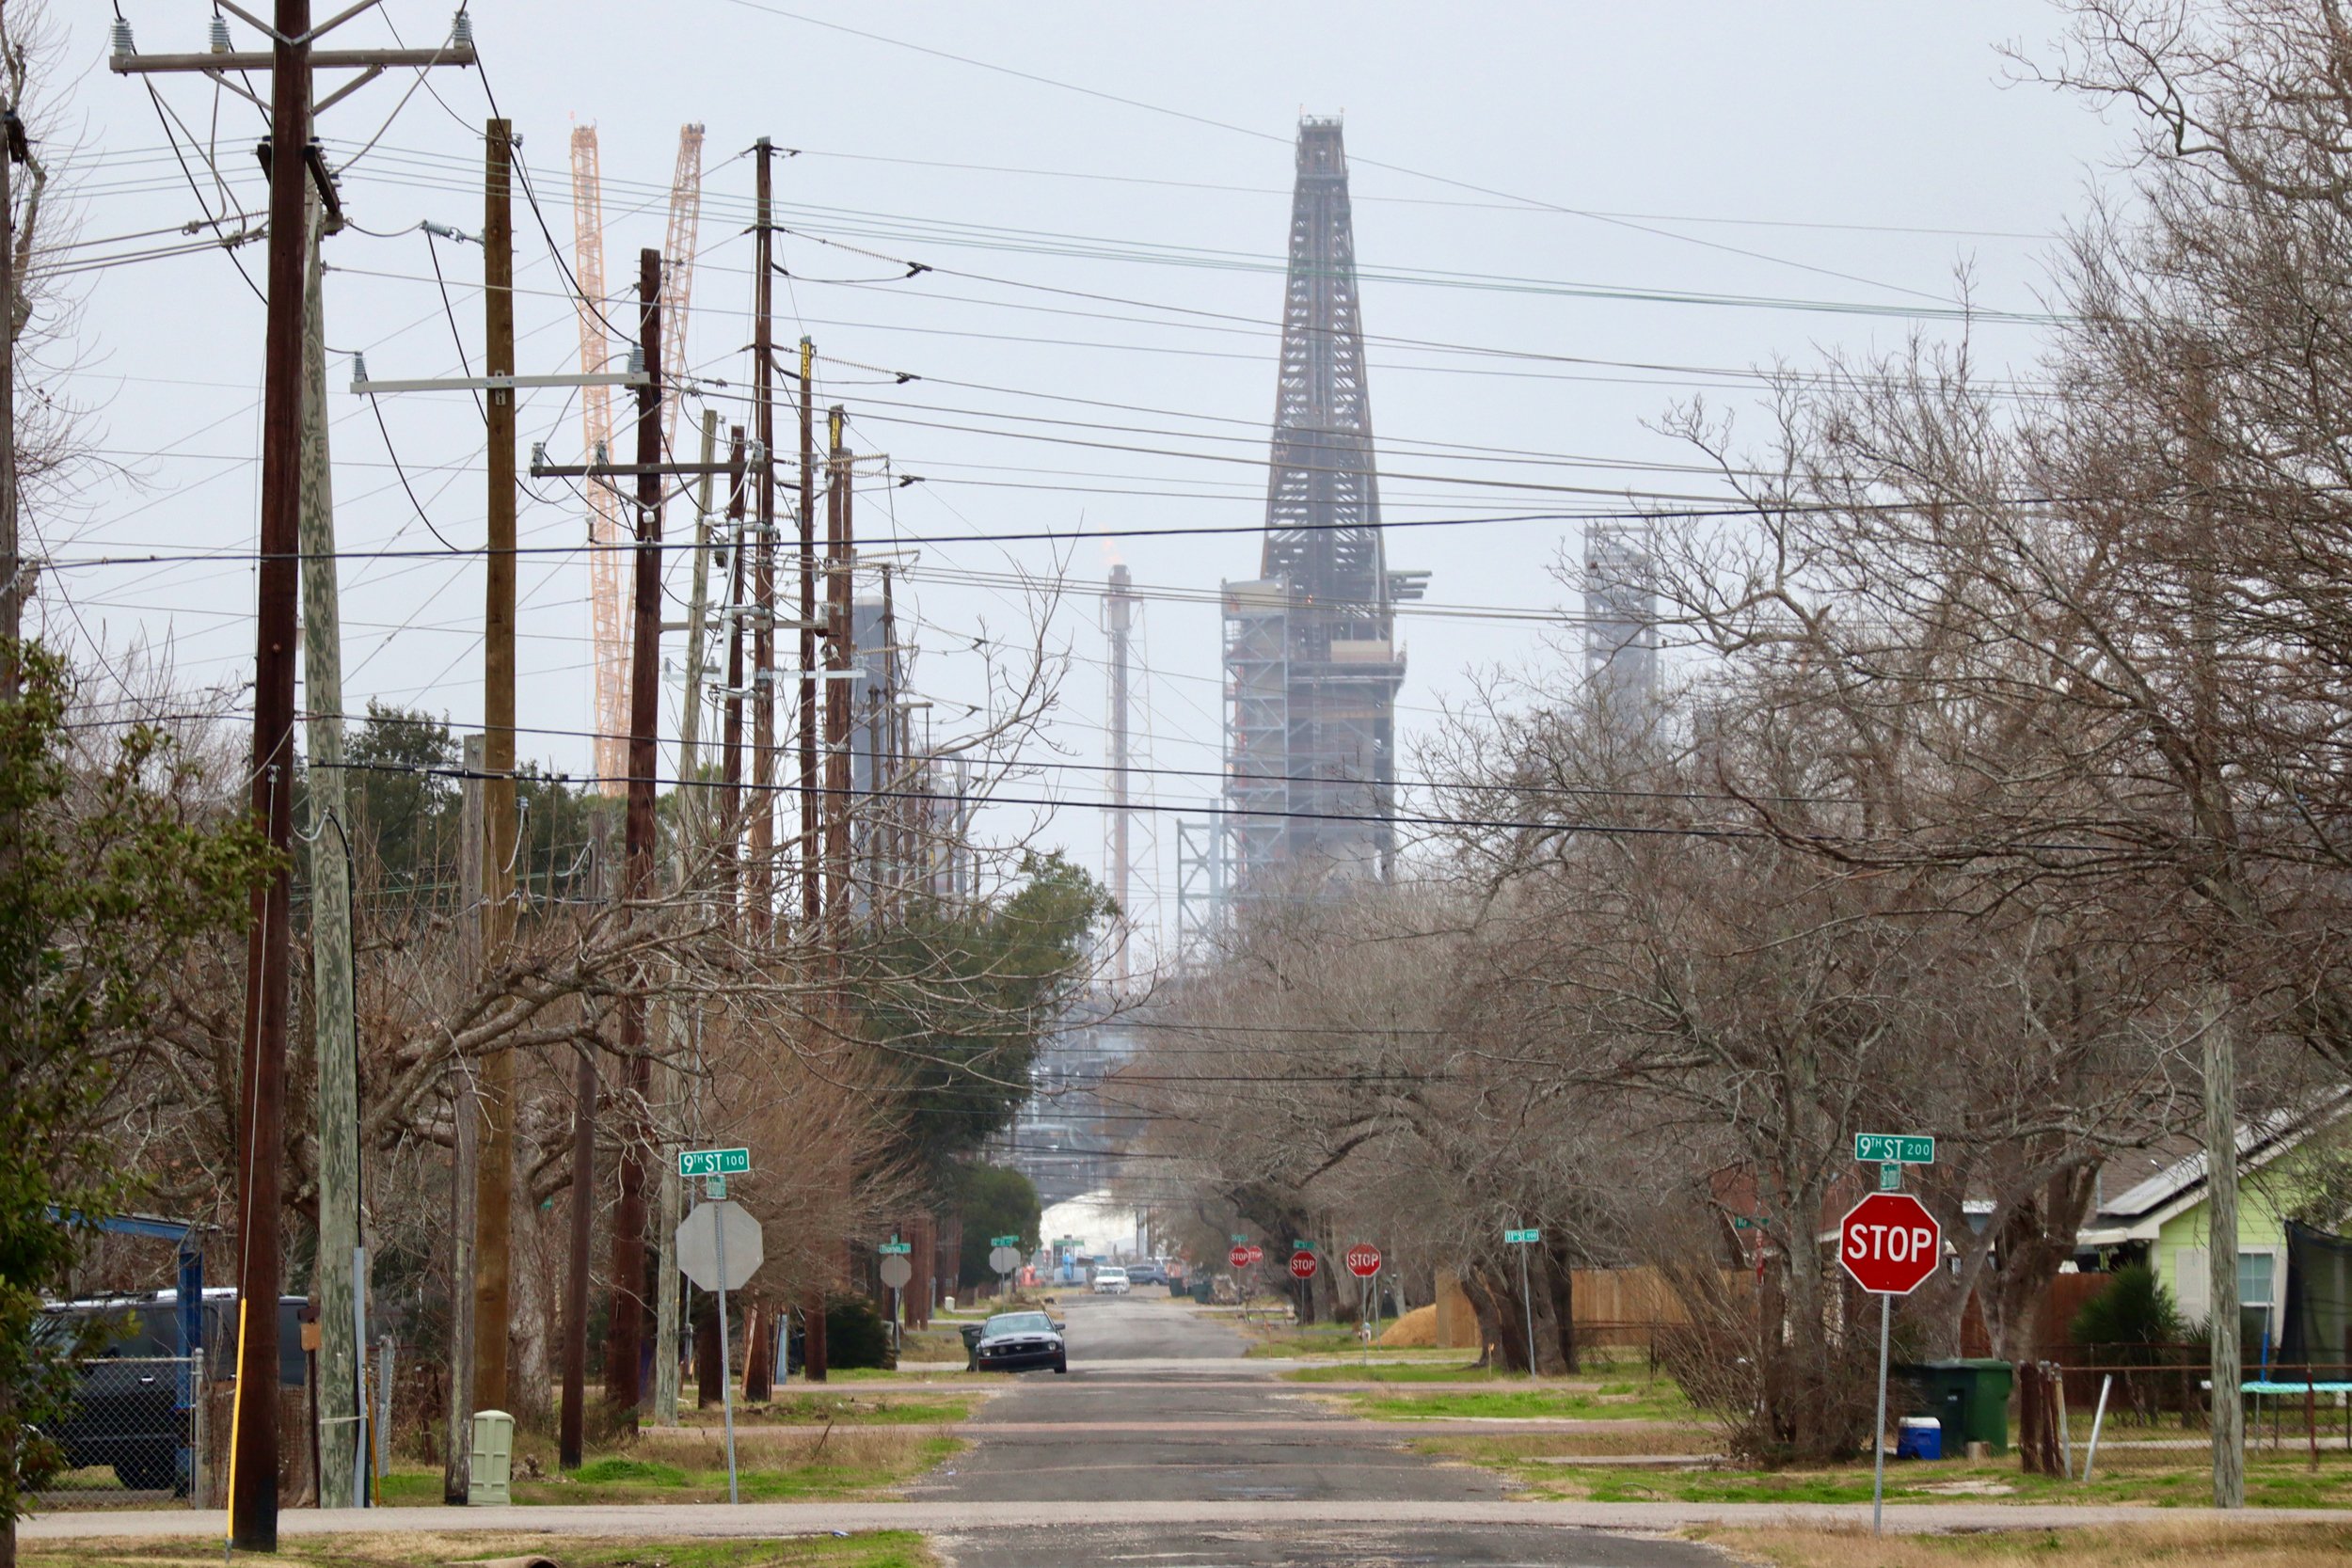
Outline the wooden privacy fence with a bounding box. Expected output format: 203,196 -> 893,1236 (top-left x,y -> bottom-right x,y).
1571,1267 -> 1745,1350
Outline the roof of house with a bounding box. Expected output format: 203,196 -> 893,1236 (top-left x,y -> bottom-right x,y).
2078,1089 -> 2351,1246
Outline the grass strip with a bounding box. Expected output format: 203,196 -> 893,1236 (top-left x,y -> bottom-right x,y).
1697,1521 -> 2352,1568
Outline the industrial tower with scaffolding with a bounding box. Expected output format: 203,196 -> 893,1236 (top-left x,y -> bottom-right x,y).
1219,118 -> 1425,907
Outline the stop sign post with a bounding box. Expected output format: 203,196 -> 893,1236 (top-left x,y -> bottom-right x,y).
675,1196 -> 763,1504
1288,1249 -> 1317,1279
1228,1243 -> 1251,1270
1840,1165 -> 1942,1535
1345,1243 -> 1382,1278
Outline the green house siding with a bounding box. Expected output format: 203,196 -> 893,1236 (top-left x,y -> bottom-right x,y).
2151,1165 -> 2308,1342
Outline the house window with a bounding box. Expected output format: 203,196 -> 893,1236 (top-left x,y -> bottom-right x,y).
2238,1251 -> 2276,1352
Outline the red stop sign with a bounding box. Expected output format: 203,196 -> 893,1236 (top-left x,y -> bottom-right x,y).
1836,1193 -> 1941,1295
1345,1243 -> 1382,1278
1228,1244 -> 1251,1270
1288,1249 -> 1318,1279
1244,1243 -> 1263,1265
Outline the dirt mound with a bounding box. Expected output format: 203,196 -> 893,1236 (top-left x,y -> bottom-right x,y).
1379,1304 -> 1438,1346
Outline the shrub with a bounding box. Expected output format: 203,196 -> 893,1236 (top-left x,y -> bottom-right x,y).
2071,1264 -> 2185,1352
824,1296 -> 898,1370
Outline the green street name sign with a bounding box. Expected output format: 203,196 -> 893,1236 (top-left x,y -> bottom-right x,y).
1853,1133 -> 1934,1165
992,1235 -> 1022,1248
1231,1232 -> 1248,1244
877,1241 -> 913,1255
678,1147 -> 751,1178
1291,1239 -> 1315,1251
1503,1227 -> 1541,1244
1732,1216 -> 1768,1230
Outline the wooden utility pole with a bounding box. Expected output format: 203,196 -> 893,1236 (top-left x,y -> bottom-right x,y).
2204,989 -> 2245,1507
111,23 -> 479,1533
472,115 -> 522,1431
798,339 -> 818,930
652,408 -> 723,1426
229,3 -> 312,1545
446,738 -> 483,1500
824,409 -> 852,942
0,60 -> 21,673
603,248 -> 666,1430
298,180 -> 363,1517
748,140 -> 779,940
721,428 -> 749,919
1105,563 -> 1136,988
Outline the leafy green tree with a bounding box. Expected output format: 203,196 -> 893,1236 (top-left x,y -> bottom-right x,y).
953,1164 -> 1041,1288
850,853 -> 1112,1187
342,701 -> 458,906
0,648 -> 264,1544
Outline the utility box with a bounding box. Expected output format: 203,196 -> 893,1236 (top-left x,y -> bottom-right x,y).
467,1408 -> 514,1506
1895,1360 -> 2012,1457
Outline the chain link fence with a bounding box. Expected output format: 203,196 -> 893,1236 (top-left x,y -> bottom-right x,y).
33,1354 -> 203,1507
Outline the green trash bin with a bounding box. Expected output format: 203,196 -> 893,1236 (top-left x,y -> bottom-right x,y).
1894,1359 -> 2012,1457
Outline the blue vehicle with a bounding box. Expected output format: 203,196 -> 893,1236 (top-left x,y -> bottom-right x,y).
39,1291 -> 305,1494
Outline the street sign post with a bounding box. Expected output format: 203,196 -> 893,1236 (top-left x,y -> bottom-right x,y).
1346,1243 -> 1383,1354
1839,1181 -> 1943,1535
675,1200 -> 763,1503
1504,1226 -> 1542,1376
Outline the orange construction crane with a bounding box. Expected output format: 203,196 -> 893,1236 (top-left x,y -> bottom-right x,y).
662,125 -> 705,459
570,124 -> 629,794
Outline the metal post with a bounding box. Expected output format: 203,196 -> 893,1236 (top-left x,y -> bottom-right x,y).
1871,1291 -> 1891,1535
713,1206 -> 739,1505
374,1336 -> 393,1481
1518,1240 -> 1535,1379
352,1244 -> 368,1508
2084,1373 -> 2114,1482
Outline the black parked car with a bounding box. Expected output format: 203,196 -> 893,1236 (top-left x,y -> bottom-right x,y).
972,1310 -> 1067,1374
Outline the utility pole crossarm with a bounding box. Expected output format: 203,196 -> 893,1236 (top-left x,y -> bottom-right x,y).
357,368 -> 647,395
111,47 -> 476,73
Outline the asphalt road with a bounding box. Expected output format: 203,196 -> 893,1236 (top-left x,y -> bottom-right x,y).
920,1289 -> 1719,1568
32,1291 -> 2328,1560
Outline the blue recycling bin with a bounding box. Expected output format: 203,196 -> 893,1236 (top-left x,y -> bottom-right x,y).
1896,1417 -> 1942,1460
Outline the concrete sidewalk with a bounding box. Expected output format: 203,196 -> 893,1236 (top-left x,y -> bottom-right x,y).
22,1498 -> 2352,1541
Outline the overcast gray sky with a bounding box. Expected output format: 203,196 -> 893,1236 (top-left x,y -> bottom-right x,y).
50,3 -> 2125,961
